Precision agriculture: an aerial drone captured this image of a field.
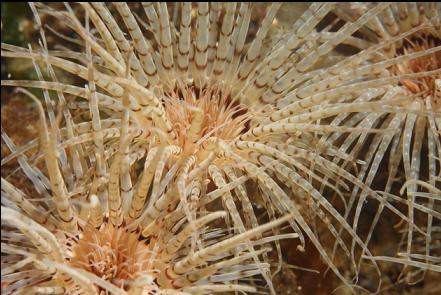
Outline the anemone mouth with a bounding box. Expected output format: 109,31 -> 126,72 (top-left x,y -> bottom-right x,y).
391,35 -> 441,103
163,82 -> 252,150
69,223 -> 152,291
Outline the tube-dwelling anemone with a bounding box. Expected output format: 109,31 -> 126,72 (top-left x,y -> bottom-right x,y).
2,2 -> 439,294
328,2 -> 441,282
2,185 -> 293,294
